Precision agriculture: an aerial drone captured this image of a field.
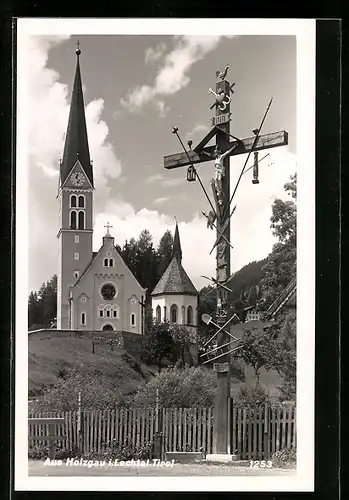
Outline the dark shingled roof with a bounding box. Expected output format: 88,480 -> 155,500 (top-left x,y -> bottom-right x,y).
173,222 -> 182,262
266,276 -> 297,318
60,52 -> 93,187
151,256 -> 198,296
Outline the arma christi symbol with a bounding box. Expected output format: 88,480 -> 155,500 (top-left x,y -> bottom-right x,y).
208,87 -> 231,111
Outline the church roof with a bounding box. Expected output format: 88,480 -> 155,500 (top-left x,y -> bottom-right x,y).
151,255 -> 198,296
173,221 -> 182,262
73,241 -> 146,293
60,47 -> 93,187
266,276 -> 297,318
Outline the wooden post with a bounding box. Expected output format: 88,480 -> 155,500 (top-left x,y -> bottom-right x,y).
264,403 -> 270,459
212,78 -> 232,457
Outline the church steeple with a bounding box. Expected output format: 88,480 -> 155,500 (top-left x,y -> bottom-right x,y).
172,219 -> 182,263
60,42 -> 93,187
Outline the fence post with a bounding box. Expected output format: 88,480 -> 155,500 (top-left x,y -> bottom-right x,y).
264,403 -> 270,460
48,423 -> 55,459
153,388 -> 163,459
77,392 -> 82,455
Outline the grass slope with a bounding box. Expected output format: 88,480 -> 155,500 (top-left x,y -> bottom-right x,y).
28,331 -> 157,398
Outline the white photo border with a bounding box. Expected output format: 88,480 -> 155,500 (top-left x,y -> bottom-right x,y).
15,18 -> 315,492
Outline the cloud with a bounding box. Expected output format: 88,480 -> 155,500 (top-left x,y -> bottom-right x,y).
186,124 -> 209,141
144,42 -> 167,64
155,99 -> 170,118
153,196 -> 171,205
27,35 -> 123,292
146,173 -> 164,183
161,178 -> 183,187
145,173 -> 182,188
121,35 -> 231,114
94,203 -> 216,290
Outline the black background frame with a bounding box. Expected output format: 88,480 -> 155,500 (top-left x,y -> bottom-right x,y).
0,15 -> 342,500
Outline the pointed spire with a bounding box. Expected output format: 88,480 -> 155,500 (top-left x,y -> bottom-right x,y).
172,218 -> 182,263
60,42 -> 93,187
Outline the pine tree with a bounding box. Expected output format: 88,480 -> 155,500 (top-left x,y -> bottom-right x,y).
156,230 -> 173,280
28,274 -> 57,329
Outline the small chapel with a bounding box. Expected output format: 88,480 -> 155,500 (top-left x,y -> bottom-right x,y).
56,46 -> 146,333
151,222 -> 199,331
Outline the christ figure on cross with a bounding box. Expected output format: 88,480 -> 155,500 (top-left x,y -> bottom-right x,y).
214,144 -> 238,205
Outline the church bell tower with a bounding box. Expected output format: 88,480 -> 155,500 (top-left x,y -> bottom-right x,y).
57,43 -> 94,329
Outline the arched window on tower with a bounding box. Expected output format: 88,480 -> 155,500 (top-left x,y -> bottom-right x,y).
170,304 -> 178,324
164,306 -> 167,322
156,305 -> 161,322
70,195 -> 77,208
78,211 -> 85,230
181,306 -> 185,324
78,195 -> 85,208
70,210 -> 77,229
187,305 -> 193,325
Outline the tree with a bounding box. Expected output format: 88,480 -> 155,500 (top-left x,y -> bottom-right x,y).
237,324 -> 279,387
197,287 -> 217,355
237,313 -> 296,399
168,324 -> 196,367
144,303 -> 154,335
28,274 -> 57,329
258,174 -> 297,310
247,285 -> 258,306
269,313 -> 296,400
156,230 -> 173,279
140,322 -> 176,372
28,291 -> 40,328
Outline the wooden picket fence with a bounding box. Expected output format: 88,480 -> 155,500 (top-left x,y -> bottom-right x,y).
231,406 -> 296,459
28,405 -> 296,459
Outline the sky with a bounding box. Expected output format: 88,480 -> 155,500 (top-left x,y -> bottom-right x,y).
26,34 -> 297,294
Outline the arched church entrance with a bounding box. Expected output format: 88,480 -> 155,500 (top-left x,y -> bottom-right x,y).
102,323 -> 114,331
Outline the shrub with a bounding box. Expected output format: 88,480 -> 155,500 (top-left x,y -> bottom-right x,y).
28,439 -> 153,462
29,368 -> 125,412
128,366 -> 217,408
233,384 -> 271,408
271,446 -> 296,468
100,438 -> 153,461
28,443 -> 73,460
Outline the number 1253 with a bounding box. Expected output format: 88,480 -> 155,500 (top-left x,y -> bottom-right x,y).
250,460 -> 273,468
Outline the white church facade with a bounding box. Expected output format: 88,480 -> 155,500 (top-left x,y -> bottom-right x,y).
56,46 -> 146,334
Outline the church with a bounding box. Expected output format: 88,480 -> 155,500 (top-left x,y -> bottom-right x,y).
56,46 -> 146,334
56,46 -> 198,336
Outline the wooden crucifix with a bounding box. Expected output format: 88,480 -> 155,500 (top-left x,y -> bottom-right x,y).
163,67 -> 288,458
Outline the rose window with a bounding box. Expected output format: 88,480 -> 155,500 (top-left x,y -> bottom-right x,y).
100,283 -> 116,301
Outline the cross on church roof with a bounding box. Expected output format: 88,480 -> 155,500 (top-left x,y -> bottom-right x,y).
104,222 -> 113,236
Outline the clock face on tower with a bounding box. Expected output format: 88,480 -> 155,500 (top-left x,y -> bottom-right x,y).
71,172 -> 85,187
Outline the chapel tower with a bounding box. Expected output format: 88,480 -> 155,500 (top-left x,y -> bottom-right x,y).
57,44 -> 94,329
